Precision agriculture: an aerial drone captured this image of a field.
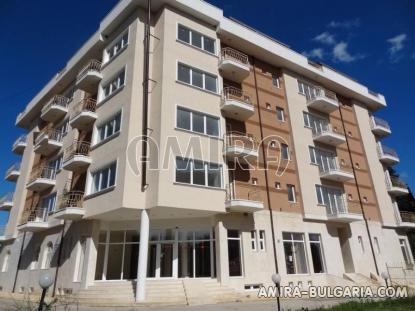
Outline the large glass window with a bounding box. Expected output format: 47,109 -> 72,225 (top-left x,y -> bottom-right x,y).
176,107 -> 219,137
227,230 -> 242,277
177,63 -> 218,93
102,70 -> 126,100
97,113 -> 122,143
309,234 -> 326,273
298,81 -> 318,100
309,147 -> 338,173
281,143 -> 290,160
91,162 -> 117,194
283,232 -> 308,274
177,24 -> 216,54
287,185 -> 296,203
175,157 -> 222,188
41,193 -> 57,214
315,185 -> 345,215
105,31 -> 129,63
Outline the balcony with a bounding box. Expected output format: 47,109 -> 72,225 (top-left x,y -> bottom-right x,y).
69,98 -> 97,130
5,163 -> 20,182
18,208 -> 49,232
54,191 -> 85,220
0,193 -> 13,211
219,48 -> 250,83
398,212 -> 415,229
223,132 -> 259,163
26,166 -> 56,192
312,124 -> 346,146
377,143 -> 399,165
307,87 -> 339,113
40,95 -> 70,122
62,141 -> 92,172
34,128 -> 63,156
319,163 -> 354,182
326,201 -> 363,223
76,59 -> 102,93
386,173 -> 409,196
225,183 -> 264,213
221,87 -> 255,121
371,116 -> 391,137
12,135 -> 27,154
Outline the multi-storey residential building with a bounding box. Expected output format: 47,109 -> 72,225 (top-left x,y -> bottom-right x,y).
0,0 -> 414,305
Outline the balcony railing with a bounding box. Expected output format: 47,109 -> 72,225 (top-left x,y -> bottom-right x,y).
57,191 -> 84,210
71,98 -> 97,119
26,208 -> 48,223
387,175 -> 407,189
378,144 -> 399,159
35,128 -> 63,145
400,212 -> 415,223
6,163 -> 20,176
226,182 -> 262,202
29,166 -> 57,183
371,116 -> 391,131
221,47 -> 249,66
223,87 -> 252,106
77,59 -> 102,81
0,193 -> 13,205
224,132 -> 258,151
319,161 -> 353,175
312,122 -> 344,138
307,87 -> 338,102
13,134 -> 27,149
41,95 -> 70,115
326,200 -> 361,217
63,141 -> 91,163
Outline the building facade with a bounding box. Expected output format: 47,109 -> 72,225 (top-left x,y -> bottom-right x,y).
0,0 -> 414,303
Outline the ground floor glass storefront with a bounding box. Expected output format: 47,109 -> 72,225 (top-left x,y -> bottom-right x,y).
95,228 -> 215,280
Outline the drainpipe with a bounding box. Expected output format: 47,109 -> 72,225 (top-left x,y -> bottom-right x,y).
52,221 -> 66,297
252,57 -> 279,274
141,0 -> 151,192
12,231 -> 26,293
338,106 -> 379,275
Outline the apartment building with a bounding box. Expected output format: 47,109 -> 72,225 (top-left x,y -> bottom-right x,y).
0,0 -> 414,304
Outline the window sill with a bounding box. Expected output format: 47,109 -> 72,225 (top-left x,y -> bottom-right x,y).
173,182 -> 225,192
85,186 -> 116,201
176,39 -> 218,58
175,80 -> 220,97
91,132 -> 121,151
97,85 -> 125,107
174,127 -> 222,141
101,45 -> 128,70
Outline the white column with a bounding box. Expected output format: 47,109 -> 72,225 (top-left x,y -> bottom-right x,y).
136,209 -> 150,301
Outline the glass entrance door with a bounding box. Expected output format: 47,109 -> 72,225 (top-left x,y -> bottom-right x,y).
147,242 -> 174,278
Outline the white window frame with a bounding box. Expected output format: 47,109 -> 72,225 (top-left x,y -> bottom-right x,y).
41,192 -> 57,214
315,184 -> 345,210
95,112 -> 122,145
272,74 -> 281,88
175,157 -> 223,189
287,184 -> 296,203
103,29 -> 129,64
89,161 -> 118,195
282,232 -> 309,275
276,107 -> 285,122
177,23 -> 217,55
99,68 -> 126,102
281,143 -> 290,160
250,231 -> 257,251
258,230 -> 266,252
41,242 -> 54,270
176,62 -> 218,94
175,106 -> 220,138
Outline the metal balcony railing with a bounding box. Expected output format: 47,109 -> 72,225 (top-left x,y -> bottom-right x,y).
371,116 -> 391,131
57,191 -> 84,210
378,144 -> 398,158
312,122 -> 345,138
0,193 -> 13,205
226,182 -> 262,202
325,199 -> 362,217
221,47 -> 249,66
63,141 -> 91,163
71,98 -> 97,119
27,208 -> 48,223
319,160 -> 353,175
6,163 -> 20,176
77,59 -> 102,81
35,128 -> 63,145
29,166 -> 57,183
307,86 -> 338,102
224,132 -> 258,151
41,95 -> 70,115
386,174 -> 407,189
223,87 -> 252,106
13,134 -> 27,149
400,212 -> 415,223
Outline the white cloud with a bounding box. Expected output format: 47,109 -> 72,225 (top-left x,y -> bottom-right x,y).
387,33 -> 407,56
302,48 -> 325,60
328,19 -> 360,29
332,42 -> 365,63
313,32 -> 336,45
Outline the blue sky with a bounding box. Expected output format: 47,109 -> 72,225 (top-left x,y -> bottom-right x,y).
0,0 -> 414,225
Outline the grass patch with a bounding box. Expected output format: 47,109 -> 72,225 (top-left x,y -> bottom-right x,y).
311,297 -> 415,311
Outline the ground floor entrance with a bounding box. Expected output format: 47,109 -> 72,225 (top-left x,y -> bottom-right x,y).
95,228 -> 215,281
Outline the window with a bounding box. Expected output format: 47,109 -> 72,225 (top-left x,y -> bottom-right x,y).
176,107 -> 219,137
315,185 -> 345,215
41,193 -> 57,214
30,246 -> 41,270
177,24 -> 216,54
374,237 -> 381,255
309,147 -> 337,172
276,107 -> 285,122
105,31 -> 129,63
91,162 -> 117,194
227,230 -> 242,277
272,74 -> 280,88
309,234 -> 326,273
250,231 -> 257,251
177,63 -> 218,93
74,237 -> 87,282
56,119 -> 69,137
48,156 -> 62,173
42,242 -> 54,269
303,112 -> 331,136
97,113 -> 122,143
175,158 -> 222,188
1,251 -> 10,272
298,80 -> 318,100
283,232 -> 308,274
102,70 -> 125,100
258,230 -> 266,251
400,239 -> 412,268
281,144 -> 290,160
287,185 -> 296,203
358,236 -> 365,254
